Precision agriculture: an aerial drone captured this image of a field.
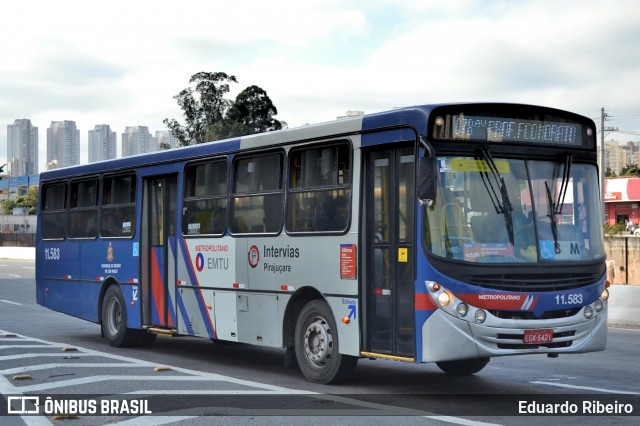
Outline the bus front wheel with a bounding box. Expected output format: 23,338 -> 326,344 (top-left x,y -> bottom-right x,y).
101,285 -> 141,348
294,300 -> 357,384
436,358 -> 489,375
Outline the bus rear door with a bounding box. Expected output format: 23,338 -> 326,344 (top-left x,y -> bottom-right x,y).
141,175 -> 178,329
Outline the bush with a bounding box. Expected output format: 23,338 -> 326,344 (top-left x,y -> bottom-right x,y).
603,223 -> 627,236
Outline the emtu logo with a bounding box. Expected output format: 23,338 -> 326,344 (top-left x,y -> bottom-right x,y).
195,253 -> 205,272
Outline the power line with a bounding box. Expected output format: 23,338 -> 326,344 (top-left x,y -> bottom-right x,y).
607,114 -> 640,119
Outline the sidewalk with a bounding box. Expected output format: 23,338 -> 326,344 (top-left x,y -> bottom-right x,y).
0,247 -> 35,260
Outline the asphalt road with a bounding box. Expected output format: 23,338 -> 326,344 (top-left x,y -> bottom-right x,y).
0,259 -> 638,425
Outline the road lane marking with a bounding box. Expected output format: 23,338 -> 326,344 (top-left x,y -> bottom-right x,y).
0,329 -> 496,421
1,299 -> 22,305
425,416 -> 503,426
531,380 -> 640,395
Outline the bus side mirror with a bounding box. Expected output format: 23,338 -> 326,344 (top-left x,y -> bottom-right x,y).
418,157 -> 437,204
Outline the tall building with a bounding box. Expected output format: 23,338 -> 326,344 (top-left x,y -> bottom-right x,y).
122,126 -> 154,157
7,119 -> 38,176
88,125 -> 117,163
154,130 -> 178,150
47,120 -> 80,169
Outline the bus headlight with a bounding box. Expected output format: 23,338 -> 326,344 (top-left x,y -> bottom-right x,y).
594,299 -> 604,312
601,288 -> 609,302
456,303 -> 469,317
438,291 -> 452,307
474,309 -> 487,324
584,306 -> 594,319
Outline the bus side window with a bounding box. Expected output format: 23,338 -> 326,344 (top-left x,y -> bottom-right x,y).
68,179 -> 99,239
231,152 -> 283,235
41,183 -> 68,240
101,174 -> 136,238
182,159 -> 228,236
286,142 -> 351,234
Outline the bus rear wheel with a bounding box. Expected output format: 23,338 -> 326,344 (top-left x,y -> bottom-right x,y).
436,358 -> 489,375
101,285 -> 142,348
294,300 -> 357,384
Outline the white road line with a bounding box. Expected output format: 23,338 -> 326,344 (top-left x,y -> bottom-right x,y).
1,363 -> 144,375
609,326 -> 640,332
531,380 -> 640,395
0,345 -> 60,350
112,417 -> 197,425
0,353 -> 99,362
18,375 -> 308,393
0,329 -> 494,423
126,390 -> 316,395
425,416 -> 503,426
0,299 -> 22,305
9,274 -> 21,278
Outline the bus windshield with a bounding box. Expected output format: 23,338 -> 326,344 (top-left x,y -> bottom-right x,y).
425,156 -> 605,263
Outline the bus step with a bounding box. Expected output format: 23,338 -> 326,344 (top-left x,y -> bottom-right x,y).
144,327 -> 178,336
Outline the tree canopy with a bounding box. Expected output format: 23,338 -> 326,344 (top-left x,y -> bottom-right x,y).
164,72 -> 284,146
619,164 -> 640,177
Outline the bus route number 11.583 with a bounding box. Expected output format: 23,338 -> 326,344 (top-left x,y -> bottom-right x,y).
555,293 -> 582,305
44,248 -> 61,260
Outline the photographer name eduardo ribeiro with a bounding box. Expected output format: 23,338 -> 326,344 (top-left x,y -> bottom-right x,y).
518,399 -> 635,415
7,396 -> 151,416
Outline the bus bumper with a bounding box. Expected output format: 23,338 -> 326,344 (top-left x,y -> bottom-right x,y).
420,305 -> 608,363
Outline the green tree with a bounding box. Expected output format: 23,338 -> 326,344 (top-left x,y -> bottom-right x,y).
0,187 -> 38,215
619,164 -> 640,177
164,72 -> 283,145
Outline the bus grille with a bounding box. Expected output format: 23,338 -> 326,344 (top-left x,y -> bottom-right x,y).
488,308 -> 581,320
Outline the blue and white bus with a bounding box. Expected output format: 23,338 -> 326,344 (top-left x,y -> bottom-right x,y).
36,103 -> 608,384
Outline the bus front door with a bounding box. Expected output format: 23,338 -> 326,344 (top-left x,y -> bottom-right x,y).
141,175 -> 178,329
365,146 -> 416,358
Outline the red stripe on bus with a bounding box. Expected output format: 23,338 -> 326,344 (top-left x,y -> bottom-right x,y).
150,249 -> 165,324
415,293 -> 437,310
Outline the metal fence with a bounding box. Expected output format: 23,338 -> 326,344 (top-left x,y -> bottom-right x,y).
604,236 -> 640,285
0,233 -> 35,247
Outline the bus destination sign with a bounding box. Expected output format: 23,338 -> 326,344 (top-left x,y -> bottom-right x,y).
434,114 -> 584,146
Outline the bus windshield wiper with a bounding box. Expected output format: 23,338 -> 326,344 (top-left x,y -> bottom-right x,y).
545,154 -> 573,254
478,147 -> 514,245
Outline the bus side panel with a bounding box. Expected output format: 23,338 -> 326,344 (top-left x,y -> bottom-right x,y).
39,241 -> 83,318
175,236 -> 220,339
79,239 -> 142,326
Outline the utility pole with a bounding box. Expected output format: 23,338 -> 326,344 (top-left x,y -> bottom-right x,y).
600,107 -> 619,223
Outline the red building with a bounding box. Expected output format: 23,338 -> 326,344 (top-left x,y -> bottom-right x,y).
604,178 -> 640,226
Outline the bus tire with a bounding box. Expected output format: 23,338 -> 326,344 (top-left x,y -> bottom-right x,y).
101,285 -> 140,348
294,300 -> 357,384
436,358 -> 489,375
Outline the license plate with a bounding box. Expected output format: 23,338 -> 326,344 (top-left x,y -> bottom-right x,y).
523,329 -> 554,344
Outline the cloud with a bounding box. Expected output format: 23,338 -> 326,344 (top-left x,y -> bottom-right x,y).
2,0 -> 640,170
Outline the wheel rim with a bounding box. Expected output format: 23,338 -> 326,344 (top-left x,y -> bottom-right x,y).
105,296 -> 122,336
303,316 -> 334,369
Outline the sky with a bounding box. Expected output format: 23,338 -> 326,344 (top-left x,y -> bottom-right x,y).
2,0 -> 640,171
